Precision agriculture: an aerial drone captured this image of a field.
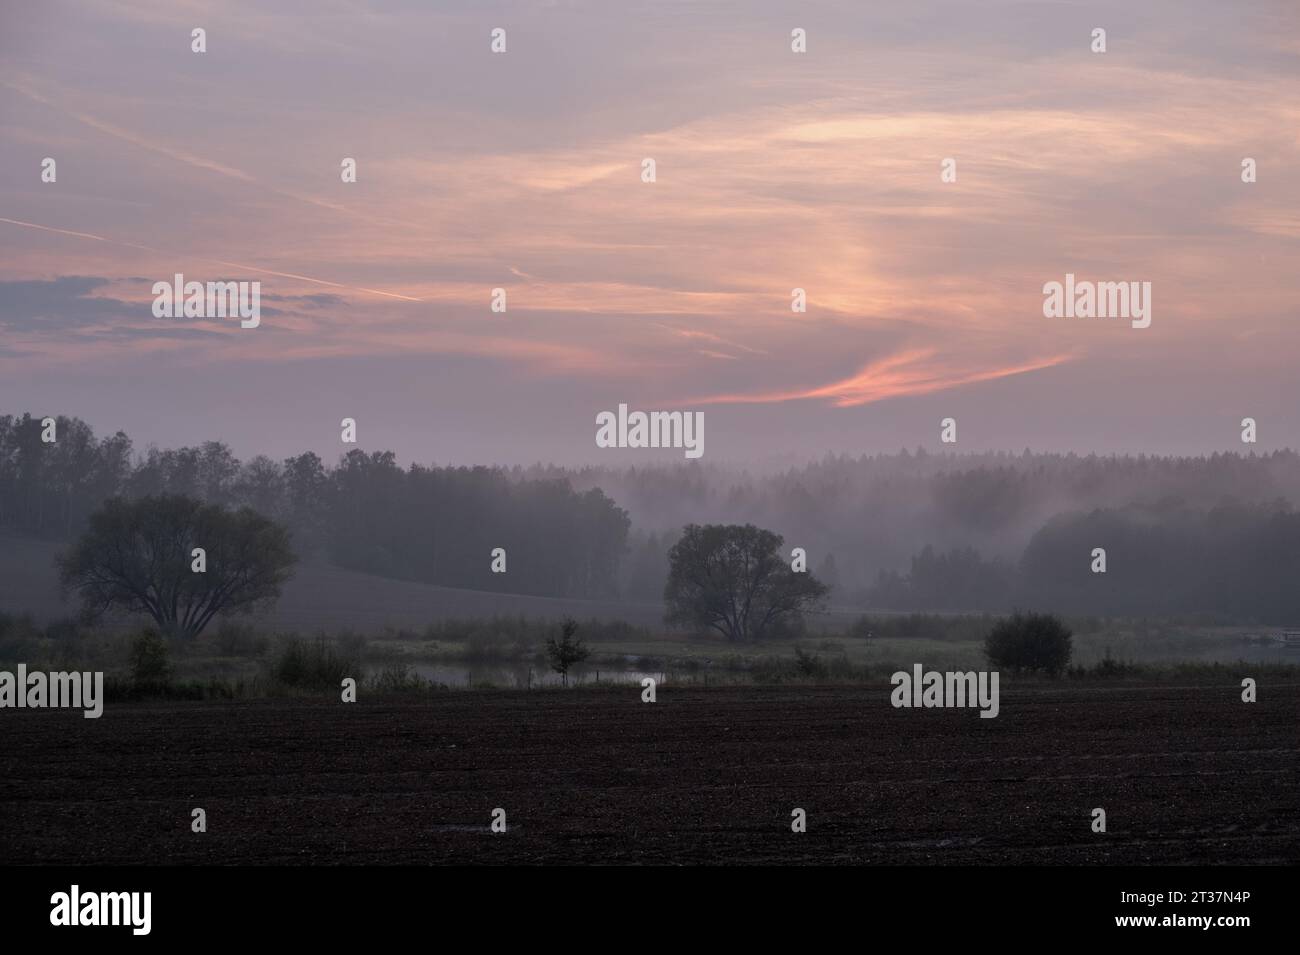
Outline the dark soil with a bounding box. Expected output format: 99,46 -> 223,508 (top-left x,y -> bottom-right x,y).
3,682 -> 1297,864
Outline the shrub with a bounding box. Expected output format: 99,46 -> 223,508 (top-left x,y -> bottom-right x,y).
544,617 -> 589,686
984,612 -> 1072,676
794,647 -> 827,679
271,636 -> 356,690
129,629 -> 173,687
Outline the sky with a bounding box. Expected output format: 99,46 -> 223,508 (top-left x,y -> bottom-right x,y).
1,0 -> 1297,467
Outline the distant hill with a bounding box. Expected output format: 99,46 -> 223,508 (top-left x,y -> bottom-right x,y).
0,532 -> 668,631
0,533 -> 872,633
0,530 -> 696,634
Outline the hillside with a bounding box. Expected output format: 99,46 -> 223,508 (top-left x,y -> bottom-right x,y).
0,534 -> 670,631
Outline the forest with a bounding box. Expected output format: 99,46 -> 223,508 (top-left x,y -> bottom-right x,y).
4,412 -> 1300,621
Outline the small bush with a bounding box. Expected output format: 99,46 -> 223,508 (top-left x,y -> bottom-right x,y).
984,612 -> 1072,676
794,647 -> 827,678
544,617 -> 589,686
271,637 -> 357,690
129,629 -> 173,687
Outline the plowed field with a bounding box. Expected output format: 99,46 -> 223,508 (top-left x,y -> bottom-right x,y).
3,682 -> 1297,864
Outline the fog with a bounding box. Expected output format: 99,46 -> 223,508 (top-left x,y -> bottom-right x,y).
6,411 -> 1300,623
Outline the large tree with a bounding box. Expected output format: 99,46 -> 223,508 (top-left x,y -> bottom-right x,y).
58,494 -> 296,639
664,523 -> 828,642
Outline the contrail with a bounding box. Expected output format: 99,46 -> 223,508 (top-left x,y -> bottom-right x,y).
0,216 -> 422,302
0,217 -> 108,243
2,76 -> 440,235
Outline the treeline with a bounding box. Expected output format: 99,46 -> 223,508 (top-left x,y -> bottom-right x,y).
1019,501 -> 1300,620
0,414 -> 629,598
327,451 -> 628,596
867,546 -> 1015,611
0,415 -> 133,537
8,412 -> 1300,619
867,502 -> 1300,622
556,450 -> 1300,603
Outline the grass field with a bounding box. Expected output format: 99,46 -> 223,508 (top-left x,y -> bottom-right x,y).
3,681 -> 1297,865
6,531 -> 1295,677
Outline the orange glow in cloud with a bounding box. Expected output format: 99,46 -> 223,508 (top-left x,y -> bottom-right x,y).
690,349 -> 1074,407
3,12 -> 1297,412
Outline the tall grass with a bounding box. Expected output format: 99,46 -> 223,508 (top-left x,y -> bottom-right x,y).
270,636 -> 359,690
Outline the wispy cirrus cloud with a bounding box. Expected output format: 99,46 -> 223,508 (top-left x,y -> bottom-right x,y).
690,348 -> 1074,407
2,0 -> 1297,459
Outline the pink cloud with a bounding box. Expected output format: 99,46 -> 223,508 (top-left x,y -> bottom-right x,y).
689,348 -> 1074,407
